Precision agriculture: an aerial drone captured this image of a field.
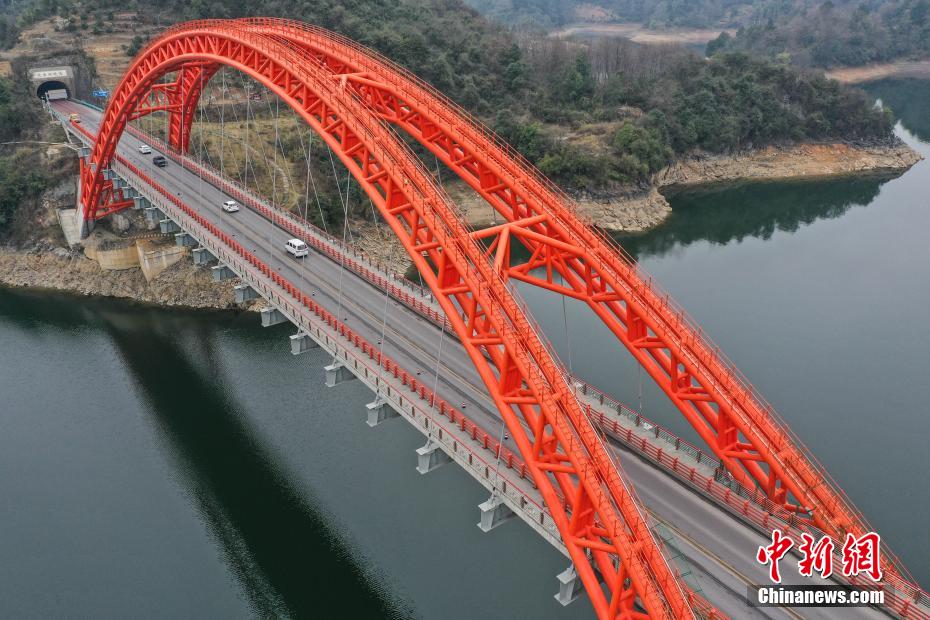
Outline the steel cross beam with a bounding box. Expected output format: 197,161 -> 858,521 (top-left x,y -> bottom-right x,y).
79,21 -> 704,620
231,18 -> 906,582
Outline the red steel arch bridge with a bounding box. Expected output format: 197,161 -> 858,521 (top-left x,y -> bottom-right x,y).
47,18 -> 927,620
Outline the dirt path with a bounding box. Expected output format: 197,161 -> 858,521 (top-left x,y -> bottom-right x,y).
551,22 -> 731,45
826,60 -> 930,84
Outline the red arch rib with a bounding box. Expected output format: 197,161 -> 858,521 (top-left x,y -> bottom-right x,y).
220,17 -> 910,582
81,21 -> 700,620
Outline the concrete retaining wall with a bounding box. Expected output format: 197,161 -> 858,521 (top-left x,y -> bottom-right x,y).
83,242 -> 140,270
137,240 -> 188,281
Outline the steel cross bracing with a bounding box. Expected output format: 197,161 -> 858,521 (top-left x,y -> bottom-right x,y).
218,16 -> 915,586
77,21 -> 708,620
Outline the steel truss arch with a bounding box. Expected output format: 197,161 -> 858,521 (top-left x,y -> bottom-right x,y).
211,17 -> 911,583
80,21 -> 704,620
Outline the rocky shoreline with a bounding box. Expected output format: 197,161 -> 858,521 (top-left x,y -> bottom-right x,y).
654,141 -> 922,189
0,244 -> 246,311
0,140 -> 921,311
575,141 -> 923,233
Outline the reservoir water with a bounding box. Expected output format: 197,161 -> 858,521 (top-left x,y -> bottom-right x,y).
1,79 -> 928,616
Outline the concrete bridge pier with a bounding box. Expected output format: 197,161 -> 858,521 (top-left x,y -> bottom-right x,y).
192,247 -> 215,266
175,232 -> 197,247
416,440 -> 451,474
289,332 -> 319,355
235,284 -> 259,304
159,218 -> 180,234
477,494 -> 514,532
365,398 -> 398,427
143,206 -> 163,224
211,264 -> 235,282
325,361 -> 356,387
554,566 -> 583,606
260,307 -> 287,327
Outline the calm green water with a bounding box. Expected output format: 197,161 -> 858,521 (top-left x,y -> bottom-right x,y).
523,78 -> 930,588
1,78 -> 928,616
0,290 -> 588,618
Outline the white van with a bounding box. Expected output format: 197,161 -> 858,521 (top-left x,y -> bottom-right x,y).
138,144 -> 152,154
285,238 -> 309,258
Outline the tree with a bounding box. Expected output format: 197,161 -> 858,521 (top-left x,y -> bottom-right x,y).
706,31 -> 732,56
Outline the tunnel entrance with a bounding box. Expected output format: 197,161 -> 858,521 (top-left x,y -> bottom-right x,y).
37,80 -> 69,100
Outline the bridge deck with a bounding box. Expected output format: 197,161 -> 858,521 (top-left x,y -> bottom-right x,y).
53,99 -> 894,620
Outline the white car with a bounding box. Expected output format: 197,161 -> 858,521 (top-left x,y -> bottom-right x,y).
138,144 -> 152,154
285,238 -> 309,258
221,200 -> 240,213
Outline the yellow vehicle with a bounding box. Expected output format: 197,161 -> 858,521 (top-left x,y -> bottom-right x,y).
69,113 -> 80,123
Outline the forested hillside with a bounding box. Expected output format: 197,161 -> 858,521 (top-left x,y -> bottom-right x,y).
466,1 -> 930,69
0,75 -> 48,232
708,0 -> 930,68
461,0 -> 756,29
0,0 -> 896,205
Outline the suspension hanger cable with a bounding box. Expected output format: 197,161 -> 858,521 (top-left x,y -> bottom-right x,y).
561,275 -> 574,377
331,170 -> 352,347
219,67 -> 226,178
374,241 -> 397,400
243,79 -> 251,191
260,90 -> 302,210
215,77 -> 246,186
196,68 -> 206,203
267,92 -> 280,266
294,118 -> 329,234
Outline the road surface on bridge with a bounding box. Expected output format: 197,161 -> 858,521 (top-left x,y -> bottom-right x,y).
53,99 -> 885,620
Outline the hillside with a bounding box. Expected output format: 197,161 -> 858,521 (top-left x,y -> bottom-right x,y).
466,1 -> 930,70
0,0 -> 909,245
461,0 -> 756,29
708,0 -> 930,69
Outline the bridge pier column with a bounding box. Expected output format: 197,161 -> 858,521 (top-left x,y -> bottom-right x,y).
235,284 -> 260,304
260,307 -> 287,327
365,398 -> 398,427
211,264 -> 235,282
192,247 -> 215,266
554,565 -> 583,606
159,218 -> 180,234
325,361 -> 356,387
290,332 -> 319,355
175,232 -> 197,247
477,494 -> 514,533
143,206 -> 163,224
416,440 -> 451,474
